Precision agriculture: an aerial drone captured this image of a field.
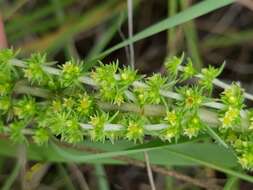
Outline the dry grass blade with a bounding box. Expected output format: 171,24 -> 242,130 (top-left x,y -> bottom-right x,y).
68,163 -> 90,190
144,151 -> 156,190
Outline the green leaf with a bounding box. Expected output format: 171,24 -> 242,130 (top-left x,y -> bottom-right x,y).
166,145 -> 253,183
0,138 -> 235,167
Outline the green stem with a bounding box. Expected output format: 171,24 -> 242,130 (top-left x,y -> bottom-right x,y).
94,164 -> 110,190
1,161 -> 20,190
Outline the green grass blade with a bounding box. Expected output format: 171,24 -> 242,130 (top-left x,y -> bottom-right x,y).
166,146 -> 253,183
88,0 -> 233,68
19,0 -> 126,55
94,164 -> 110,190
223,176 -> 239,190
4,0 -> 29,20
1,161 -> 20,190
204,125 -> 229,149
0,139 -> 238,167
50,0 -> 79,60
50,140 -> 170,162
5,0 -> 73,33
167,0 -> 178,55
9,18 -> 59,42
202,29 -> 253,49
57,164 -> 76,190
180,0 -> 202,70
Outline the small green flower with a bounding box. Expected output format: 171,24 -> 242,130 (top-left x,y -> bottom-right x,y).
239,152 -> 253,170
48,111 -> 68,135
164,110 -> 181,127
0,48 -> 17,64
224,130 -> 238,144
221,83 -> 244,109
183,115 -> 202,139
0,82 -> 12,96
181,58 -> 196,80
119,66 -> 138,85
133,74 -> 169,105
165,53 -> 184,78
92,62 -> 128,105
63,119 -> 83,144
199,64 -> 223,91
89,112 -> 108,141
114,92 -> 125,106
60,60 -> 83,87
0,49 -> 18,78
63,97 -> 75,110
51,99 -> 62,113
92,61 -> 118,85
76,93 -> 93,116
99,86 -> 117,102
220,106 -> 241,129
126,121 -> 144,143
162,126 -> 180,142
177,86 -> 203,110
146,74 -> 168,104
233,139 -> 249,153
14,96 -> 37,119
0,96 -> 11,112
146,74 -> 167,89
33,128 -> 50,146
24,53 -> 49,85
10,121 -> 27,143
133,86 -> 149,105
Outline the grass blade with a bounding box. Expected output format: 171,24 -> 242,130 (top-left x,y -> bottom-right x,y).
1,162 -> 20,190
94,164 -> 110,190
166,146 -> 253,183
223,176 -> 239,190
89,0 -> 233,68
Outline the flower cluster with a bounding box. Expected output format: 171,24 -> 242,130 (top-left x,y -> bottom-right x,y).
134,74 -> 169,105
219,83 -> 245,129
23,53 -> 49,85
92,62 -> 138,105
1,48 -> 253,170
60,60 -> 83,88
199,64 -> 223,92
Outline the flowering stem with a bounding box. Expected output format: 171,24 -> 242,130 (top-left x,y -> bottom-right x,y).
9,59 -> 230,110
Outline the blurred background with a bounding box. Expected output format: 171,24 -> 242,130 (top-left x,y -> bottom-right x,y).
1,0 -> 253,189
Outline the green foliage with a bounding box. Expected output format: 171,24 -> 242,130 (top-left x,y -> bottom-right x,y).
13,96 -> 37,119
1,48 -> 253,171
165,54 -> 184,79
59,60 -> 83,88
9,121 -> 27,143
177,86 -> 203,110
181,58 -> 196,80
199,64 -> 224,92
24,53 -> 49,85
